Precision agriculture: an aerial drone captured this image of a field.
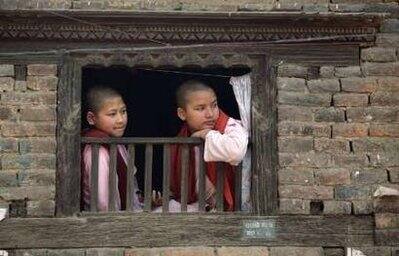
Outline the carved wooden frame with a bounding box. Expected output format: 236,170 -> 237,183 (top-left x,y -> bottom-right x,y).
57,47 -> 278,216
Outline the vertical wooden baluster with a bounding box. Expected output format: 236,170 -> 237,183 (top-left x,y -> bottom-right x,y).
108,144 -> 117,212
144,144 -> 153,212
235,163 -> 243,212
180,145 -> 189,212
126,144 -> 136,212
216,162 -> 224,212
162,144 -> 171,213
90,143 -> 100,212
198,144 -> 206,212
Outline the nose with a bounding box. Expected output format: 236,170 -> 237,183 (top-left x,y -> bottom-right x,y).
205,107 -> 213,118
116,113 -> 124,123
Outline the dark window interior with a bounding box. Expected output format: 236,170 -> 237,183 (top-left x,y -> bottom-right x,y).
82,66 -> 249,191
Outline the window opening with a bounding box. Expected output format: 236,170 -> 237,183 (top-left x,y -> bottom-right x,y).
81,65 -> 251,213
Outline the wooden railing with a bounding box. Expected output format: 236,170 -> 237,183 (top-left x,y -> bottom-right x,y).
81,137 -> 242,213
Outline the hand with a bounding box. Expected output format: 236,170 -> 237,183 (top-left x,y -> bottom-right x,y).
191,129 -> 211,139
152,190 -> 163,208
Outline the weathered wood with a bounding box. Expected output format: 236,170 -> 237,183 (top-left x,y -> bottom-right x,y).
0,215 -> 374,248
251,57 -> 278,215
82,137 -> 203,144
126,145 -> 136,212
162,144 -> 170,213
56,55 -> 82,216
180,145 -> 189,212
108,144 -> 117,212
90,144 -> 100,212
198,145 -> 206,212
234,163 -> 242,212
144,144 -> 153,212
216,162 -> 224,212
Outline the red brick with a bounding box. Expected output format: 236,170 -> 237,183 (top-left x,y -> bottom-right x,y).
17,169 -> 55,186
352,138 -> 399,153
346,107 -> 399,123
377,76 -> 399,92
0,138 -> 18,152
340,77 -> 377,93
350,169 -> 388,184
0,77 -> 14,91
27,200 -> 55,217
331,154 -> 369,167
279,185 -> 334,200
277,77 -> 307,92
353,200 -> 373,214
370,152 -> 399,166
1,122 -> 56,137
279,199 -> 310,214
314,108 -> 345,122
278,107 -> 313,122
217,247 -> 269,256
361,47 -> 397,62
19,137 -> 56,153
388,167 -> 399,183
319,66 -> 334,78
334,66 -> 361,78
1,153 -> 55,169
0,64 -> 14,76
332,123 -> 368,137
0,186 -> 55,201
376,33 -> 399,47
323,200 -> 352,215
125,247 -> 215,256
270,247 -> 323,256
370,124 -> 399,138
333,93 -> 368,107
314,138 -> 349,153
279,152 -> 332,168
278,137 -> 313,153
278,64 -> 308,78
1,92 -> 56,105
278,92 -> 331,107
0,106 -> 11,120
307,79 -> 340,93
335,185 -> 372,200
278,122 -> 330,137
278,168 -> 314,185
26,76 -> 58,91
371,92 -> 399,106
27,64 -> 57,76
20,107 -> 56,121
315,168 -> 350,185
375,213 -> 399,229
362,62 -> 399,76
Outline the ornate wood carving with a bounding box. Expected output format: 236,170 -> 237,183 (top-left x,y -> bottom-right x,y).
0,10 -> 382,46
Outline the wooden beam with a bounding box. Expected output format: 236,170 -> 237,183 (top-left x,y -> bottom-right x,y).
0,215 -> 374,249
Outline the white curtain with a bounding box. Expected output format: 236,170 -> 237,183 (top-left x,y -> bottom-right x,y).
229,74 -> 251,211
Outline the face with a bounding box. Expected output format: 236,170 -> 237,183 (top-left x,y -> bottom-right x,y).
87,96 -> 128,137
177,89 -> 219,133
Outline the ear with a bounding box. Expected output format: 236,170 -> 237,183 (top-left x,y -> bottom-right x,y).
86,111 -> 96,126
177,107 -> 186,121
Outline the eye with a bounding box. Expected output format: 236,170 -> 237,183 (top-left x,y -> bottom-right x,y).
195,106 -> 204,111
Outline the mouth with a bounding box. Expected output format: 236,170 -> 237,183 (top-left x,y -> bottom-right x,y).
203,121 -> 215,127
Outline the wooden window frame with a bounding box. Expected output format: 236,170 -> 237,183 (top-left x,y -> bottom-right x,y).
56,44 -> 361,217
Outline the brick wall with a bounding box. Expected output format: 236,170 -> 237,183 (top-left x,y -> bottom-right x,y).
0,64 -> 57,217
0,0 -> 398,254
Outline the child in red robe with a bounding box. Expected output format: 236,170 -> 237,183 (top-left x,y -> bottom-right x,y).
169,80 -> 248,211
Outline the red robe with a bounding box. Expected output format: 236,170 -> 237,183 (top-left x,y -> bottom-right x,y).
170,111 -> 235,211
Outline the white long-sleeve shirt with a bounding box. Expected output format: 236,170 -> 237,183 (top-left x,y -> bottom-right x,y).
204,117 -> 248,166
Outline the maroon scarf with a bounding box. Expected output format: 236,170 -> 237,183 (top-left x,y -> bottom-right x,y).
81,128 -> 127,210
170,110 -> 235,211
